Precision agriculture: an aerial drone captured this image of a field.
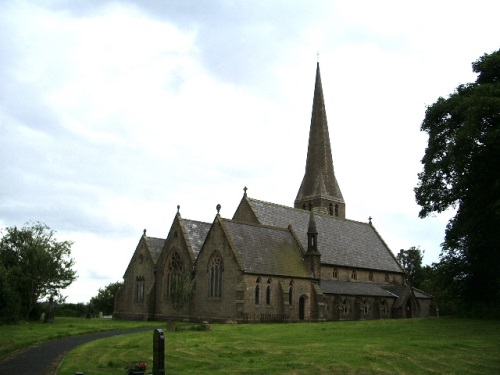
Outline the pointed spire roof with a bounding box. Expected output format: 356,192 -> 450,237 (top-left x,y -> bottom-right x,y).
295,63 -> 345,217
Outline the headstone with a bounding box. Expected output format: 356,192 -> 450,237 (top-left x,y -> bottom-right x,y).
98,311 -> 103,318
44,311 -> 54,323
153,329 -> 165,375
40,312 -> 45,322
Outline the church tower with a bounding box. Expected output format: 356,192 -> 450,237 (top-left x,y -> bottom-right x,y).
294,63 -> 345,218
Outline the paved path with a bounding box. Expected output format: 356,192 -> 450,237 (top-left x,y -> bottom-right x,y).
0,327 -> 156,375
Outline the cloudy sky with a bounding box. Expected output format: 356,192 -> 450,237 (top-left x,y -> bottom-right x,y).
1,0 -> 498,303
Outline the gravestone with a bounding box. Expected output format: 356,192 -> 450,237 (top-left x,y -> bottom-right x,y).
153,329 -> 165,375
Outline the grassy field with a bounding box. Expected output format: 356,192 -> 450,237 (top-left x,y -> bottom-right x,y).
0,317 -> 160,362
56,318 -> 500,375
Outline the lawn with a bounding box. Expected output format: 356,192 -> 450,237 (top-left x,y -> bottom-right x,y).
57,318 -> 500,375
0,317 -> 160,362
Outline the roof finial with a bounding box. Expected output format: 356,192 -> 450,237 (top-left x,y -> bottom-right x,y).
243,186 -> 248,197
317,51 -> 320,63
369,216 -> 372,225
216,204 -> 221,214
143,229 -> 147,236
177,205 -> 180,213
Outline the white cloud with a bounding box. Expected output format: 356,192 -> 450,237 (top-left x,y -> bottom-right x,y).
1,0 -> 499,302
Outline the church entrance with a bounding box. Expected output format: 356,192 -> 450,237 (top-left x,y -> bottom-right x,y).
299,296 -> 306,320
405,299 -> 412,318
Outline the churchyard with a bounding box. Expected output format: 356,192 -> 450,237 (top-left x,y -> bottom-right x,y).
3,317 -> 496,374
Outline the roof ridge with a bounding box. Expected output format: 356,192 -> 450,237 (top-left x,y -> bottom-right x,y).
247,196 -> 369,225
223,217 -> 293,233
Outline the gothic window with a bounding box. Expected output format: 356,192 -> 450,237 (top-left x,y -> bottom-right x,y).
369,272 -> 374,282
329,203 -> 334,215
363,299 -> 370,315
341,298 -> 349,315
255,277 -> 261,305
333,268 -> 338,279
335,204 -> 339,217
166,250 -> 184,298
136,276 -> 145,303
380,300 -> 388,316
288,280 -> 293,305
385,273 -> 390,282
266,278 -> 272,305
210,252 -> 223,298
302,204 -> 306,210
351,269 -> 357,281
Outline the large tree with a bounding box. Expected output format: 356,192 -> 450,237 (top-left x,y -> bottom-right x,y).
415,49 -> 500,316
90,281 -> 123,316
0,222 -> 77,321
396,247 -> 424,288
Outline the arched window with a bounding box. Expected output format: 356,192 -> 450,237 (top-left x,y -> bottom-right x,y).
210,252 -> 223,298
288,280 -> 293,305
333,268 -> 338,279
266,278 -> 272,305
166,251 -> 184,298
302,204 -> 306,210
136,276 -> 145,303
363,299 -> 370,315
335,204 -> 339,217
369,272 -> 374,282
381,300 -> 388,316
329,203 -> 334,215
255,277 -> 261,305
342,298 -> 349,315
351,269 -> 357,281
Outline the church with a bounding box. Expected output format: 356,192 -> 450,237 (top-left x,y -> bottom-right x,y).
113,64 -> 436,322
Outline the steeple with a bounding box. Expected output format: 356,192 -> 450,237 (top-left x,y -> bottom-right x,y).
294,63 -> 345,219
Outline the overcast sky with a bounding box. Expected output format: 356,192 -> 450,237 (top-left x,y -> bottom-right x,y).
1,0 -> 498,303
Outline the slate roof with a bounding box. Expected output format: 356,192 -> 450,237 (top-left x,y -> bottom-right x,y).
247,197 -> 404,273
222,219 -> 311,278
183,219 -> 211,258
320,280 -> 398,297
147,237 -> 165,264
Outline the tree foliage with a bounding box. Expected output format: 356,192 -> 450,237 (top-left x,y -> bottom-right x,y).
415,49 -> 500,316
169,272 -> 195,313
90,281 -> 123,316
0,222 -> 77,322
397,247 -> 424,288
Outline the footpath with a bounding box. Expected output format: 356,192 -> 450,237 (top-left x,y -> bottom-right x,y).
0,327 -> 155,375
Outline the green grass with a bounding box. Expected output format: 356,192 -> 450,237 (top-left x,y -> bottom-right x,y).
57,318 -> 500,375
0,317 -> 160,362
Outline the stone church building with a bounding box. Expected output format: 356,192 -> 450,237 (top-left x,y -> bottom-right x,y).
114,64 -> 436,322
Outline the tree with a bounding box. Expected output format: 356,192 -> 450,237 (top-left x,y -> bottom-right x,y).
414,49 -> 500,316
90,281 -> 123,316
396,247 -> 424,288
0,222 -> 77,321
169,271 -> 194,313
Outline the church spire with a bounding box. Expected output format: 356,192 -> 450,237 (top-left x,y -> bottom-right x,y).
294,63 -> 345,218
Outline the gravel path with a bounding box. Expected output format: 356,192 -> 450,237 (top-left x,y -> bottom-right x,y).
0,327 -> 156,375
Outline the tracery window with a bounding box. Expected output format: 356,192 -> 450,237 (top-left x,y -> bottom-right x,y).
166,251 -> 184,298
210,252 -> 223,298
136,276 -> 145,303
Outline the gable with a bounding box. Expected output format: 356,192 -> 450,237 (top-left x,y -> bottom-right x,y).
247,198 -> 404,273
222,219 -> 311,278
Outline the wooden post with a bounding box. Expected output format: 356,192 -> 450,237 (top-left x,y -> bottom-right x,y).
153,329 -> 165,375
